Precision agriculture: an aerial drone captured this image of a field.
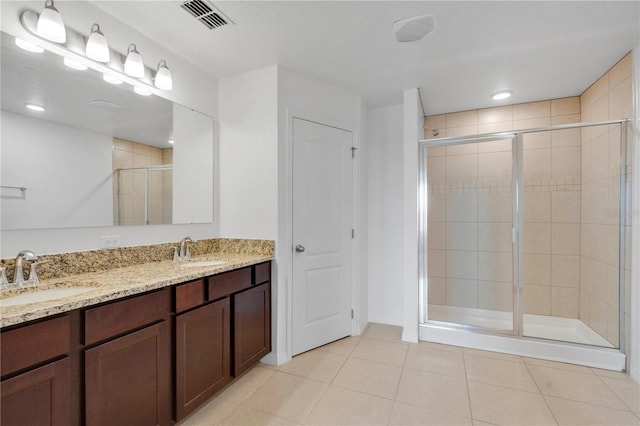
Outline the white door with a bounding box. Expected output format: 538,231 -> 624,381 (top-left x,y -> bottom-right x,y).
292,118 -> 353,355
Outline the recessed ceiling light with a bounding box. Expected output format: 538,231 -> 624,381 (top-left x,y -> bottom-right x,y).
492,91 -> 512,100
133,86 -> 152,96
26,103 -> 45,112
15,37 -> 44,53
103,73 -> 123,85
63,57 -> 87,71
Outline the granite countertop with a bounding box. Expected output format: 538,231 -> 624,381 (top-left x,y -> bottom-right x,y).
0,253 -> 273,328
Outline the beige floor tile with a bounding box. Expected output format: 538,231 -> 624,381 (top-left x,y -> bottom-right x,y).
351,337 -> 409,367
178,398 -> 237,426
219,405 -> 299,425
317,336 -> 361,356
591,367 -> 633,380
468,381 -> 556,426
465,353 -> 538,392
395,370 -> 471,418
389,400 -> 472,426
217,366 -> 275,403
304,385 -> 393,425
278,350 -> 347,383
243,372 -> 327,423
332,357 -> 402,399
600,376 -> 640,413
418,341 -> 464,353
463,347 -> 524,363
364,323 -> 403,342
523,357 -> 593,375
528,365 -> 628,410
545,395 -> 640,426
404,343 -> 466,378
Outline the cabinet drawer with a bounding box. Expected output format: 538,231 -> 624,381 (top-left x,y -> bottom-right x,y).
207,268 -> 251,301
175,279 -> 204,314
253,262 -> 271,285
84,289 -> 170,345
1,315 -> 70,377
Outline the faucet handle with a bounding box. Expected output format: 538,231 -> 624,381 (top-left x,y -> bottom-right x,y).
28,263 -> 40,285
173,247 -> 180,262
0,267 -> 9,289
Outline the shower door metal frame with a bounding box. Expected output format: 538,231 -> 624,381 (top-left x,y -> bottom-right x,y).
419,119 -> 630,349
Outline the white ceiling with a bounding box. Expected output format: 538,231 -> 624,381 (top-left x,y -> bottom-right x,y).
93,1 -> 639,115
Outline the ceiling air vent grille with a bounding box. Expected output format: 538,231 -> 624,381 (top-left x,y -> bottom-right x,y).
180,0 -> 232,30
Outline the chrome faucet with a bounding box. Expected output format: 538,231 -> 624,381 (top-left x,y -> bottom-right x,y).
13,250 -> 38,287
178,237 -> 194,261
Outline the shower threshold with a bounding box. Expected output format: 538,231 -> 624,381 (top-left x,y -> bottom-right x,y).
428,304 -> 613,347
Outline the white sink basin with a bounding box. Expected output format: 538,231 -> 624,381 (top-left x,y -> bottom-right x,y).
179,260 -> 227,268
0,287 -> 95,307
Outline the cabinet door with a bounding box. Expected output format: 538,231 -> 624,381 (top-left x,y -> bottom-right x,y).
176,298 -> 231,420
234,282 -> 271,376
1,358 -> 71,426
85,322 -> 170,426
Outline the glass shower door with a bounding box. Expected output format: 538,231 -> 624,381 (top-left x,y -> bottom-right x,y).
423,135 -> 517,333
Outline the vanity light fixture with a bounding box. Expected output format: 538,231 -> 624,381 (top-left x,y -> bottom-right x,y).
491,91 -> 512,100
36,0 -> 66,43
86,24 -> 110,63
103,73 -> 123,85
133,86 -> 152,96
63,57 -> 88,71
154,60 -> 173,91
15,37 -> 44,53
26,104 -> 45,112
124,43 -> 144,78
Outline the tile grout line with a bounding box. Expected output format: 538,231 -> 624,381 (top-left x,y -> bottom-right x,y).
461,347 -> 476,423
592,372 -> 637,413
523,361 -> 560,425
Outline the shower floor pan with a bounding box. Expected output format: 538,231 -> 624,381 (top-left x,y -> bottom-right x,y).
427,304 -> 613,348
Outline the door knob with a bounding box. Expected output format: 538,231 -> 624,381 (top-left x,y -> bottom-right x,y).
295,244 -> 305,253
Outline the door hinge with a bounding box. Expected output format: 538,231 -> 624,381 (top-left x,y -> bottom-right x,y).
351,309 -> 354,319
351,228 -> 355,239
351,146 -> 357,158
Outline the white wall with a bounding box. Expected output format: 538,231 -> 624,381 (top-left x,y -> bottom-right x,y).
366,104 -> 404,325
1,111 -> 112,229
0,1 -> 219,257
217,66 -> 278,240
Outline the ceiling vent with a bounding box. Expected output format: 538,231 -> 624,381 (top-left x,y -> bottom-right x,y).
180,0 -> 233,30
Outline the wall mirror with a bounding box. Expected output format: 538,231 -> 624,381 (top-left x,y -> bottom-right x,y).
0,31 -> 214,230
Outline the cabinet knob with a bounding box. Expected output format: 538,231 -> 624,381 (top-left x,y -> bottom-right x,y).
295,244 -> 305,253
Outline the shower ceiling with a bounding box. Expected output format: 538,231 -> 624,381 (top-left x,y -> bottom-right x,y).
91,1 -> 640,114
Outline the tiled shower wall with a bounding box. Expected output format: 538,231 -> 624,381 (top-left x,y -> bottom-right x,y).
425,52 -> 633,348
425,97 -> 583,317
112,138 -> 173,225
579,53 -> 632,347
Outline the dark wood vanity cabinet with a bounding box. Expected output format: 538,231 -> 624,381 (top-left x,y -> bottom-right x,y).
175,297 -> 231,420
0,315 -> 72,426
0,261 -> 272,425
234,280 -> 271,376
83,289 -> 171,426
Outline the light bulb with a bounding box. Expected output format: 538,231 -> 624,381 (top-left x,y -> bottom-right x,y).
15,37 -> 44,53
154,60 -> 173,91
134,86 -> 152,96
86,23 -> 110,63
63,57 -> 87,71
103,73 -> 123,85
36,0 -> 66,43
124,43 -> 144,78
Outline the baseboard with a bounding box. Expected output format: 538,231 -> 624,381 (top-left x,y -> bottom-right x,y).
260,351 -> 291,366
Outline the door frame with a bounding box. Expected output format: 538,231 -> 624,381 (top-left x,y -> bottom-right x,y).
278,108 -> 360,363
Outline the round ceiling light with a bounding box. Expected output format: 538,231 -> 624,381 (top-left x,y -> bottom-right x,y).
491,91 -> 512,101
